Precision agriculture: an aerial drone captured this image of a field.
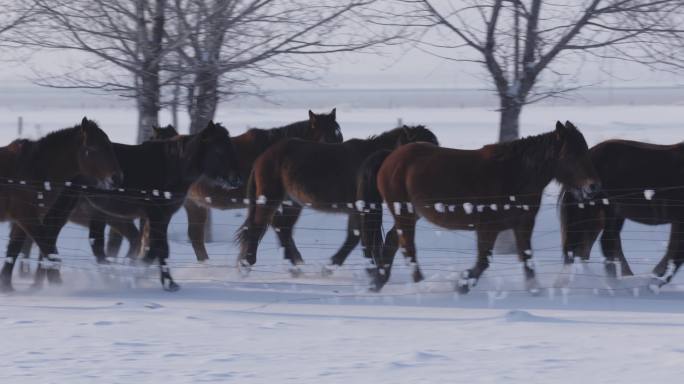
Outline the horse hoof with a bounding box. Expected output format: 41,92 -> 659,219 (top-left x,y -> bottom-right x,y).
238,260 -> 252,277
0,282 -> 14,293
648,278 -> 664,294
365,267 -> 377,278
289,267 -> 303,278
456,283 -> 470,295
47,270 -> 63,285
164,281 -> 181,292
526,279 -> 541,296
321,265 -> 336,277
412,269 -> 424,283
18,261 -> 32,278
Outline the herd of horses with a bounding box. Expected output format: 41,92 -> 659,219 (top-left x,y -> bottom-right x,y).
1,111 -> 683,294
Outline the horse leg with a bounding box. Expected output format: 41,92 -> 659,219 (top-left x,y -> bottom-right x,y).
0,224 -> 29,292
139,217 -> 150,259
513,218 -> 540,294
144,210 -> 177,291
272,203 -> 304,265
650,222 -> 684,289
89,217 -> 108,264
107,219 -> 141,260
18,236 -> 34,278
105,227 -> 123,258
372,214 -> 418,291
185,200 -> 210,262
330,213 -> 361,266
600,214 -> 633,278
237,203 -> 279,269
458,228 -> 498,294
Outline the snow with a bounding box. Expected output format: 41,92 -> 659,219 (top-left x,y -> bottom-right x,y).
1,100 -> 684,382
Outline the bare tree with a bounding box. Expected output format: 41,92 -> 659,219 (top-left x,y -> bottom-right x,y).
0,1 -> 37,42
168,0 -> 397,133
383,0 -> 684,141
24,0 -> 180,142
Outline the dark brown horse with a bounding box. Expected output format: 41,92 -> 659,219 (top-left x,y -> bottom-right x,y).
134,110 -> 342,262
0,118 -> 123,291
360,121 -> 600,293
560,139 -> 684,290
16,125 -> 184,272
41,121 -> 241,291
236,125 -> 438,271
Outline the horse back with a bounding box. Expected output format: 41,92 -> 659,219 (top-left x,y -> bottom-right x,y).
253,139 -> 361,208
590,140 -> 684,222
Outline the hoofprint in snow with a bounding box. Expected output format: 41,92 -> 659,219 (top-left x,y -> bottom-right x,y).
1,103 -> 684,383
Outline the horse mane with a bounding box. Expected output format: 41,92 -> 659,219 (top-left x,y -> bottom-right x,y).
246,120 -> 310,149
483,130 -> 560,167
18,125 -> 84,165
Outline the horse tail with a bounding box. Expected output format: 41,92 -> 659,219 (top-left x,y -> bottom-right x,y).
355,149 -> 392,264
357,149 -> 391,206
234,167 -> 258,246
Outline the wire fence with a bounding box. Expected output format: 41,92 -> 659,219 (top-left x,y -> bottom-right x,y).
1,176 -> 683,300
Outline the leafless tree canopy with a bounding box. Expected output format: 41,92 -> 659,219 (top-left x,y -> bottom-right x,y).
167,0 -> 397,132
0,1 -> 37,42
11,0 -> 396,139
378,0 -> 684,140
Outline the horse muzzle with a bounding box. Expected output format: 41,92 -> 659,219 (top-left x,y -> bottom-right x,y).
579,181 -> 602,200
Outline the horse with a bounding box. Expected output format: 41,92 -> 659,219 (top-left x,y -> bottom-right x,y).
0,117 -> 123,291
236,125 -> 439,271
126,109 -> 342,263
41,121 -> 242,291
16,125 -> 184,272
359,121 -> 600,293
560,139 -> 684,290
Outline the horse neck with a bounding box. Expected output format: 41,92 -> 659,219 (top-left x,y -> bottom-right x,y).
500,135 -> 559,193
175,136 -> 204,186
29,137 -> 81,180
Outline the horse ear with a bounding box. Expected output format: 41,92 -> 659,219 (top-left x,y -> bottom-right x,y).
309,110 -> 316,122
555,121 -> 565,131
152,125 -> 160,132
564,120 -> 577,130
330,108 -> 336,120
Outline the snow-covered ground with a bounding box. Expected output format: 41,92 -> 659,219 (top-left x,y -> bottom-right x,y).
1,101 -> 684,383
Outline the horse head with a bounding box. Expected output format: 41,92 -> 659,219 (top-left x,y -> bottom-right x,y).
308,108 -> 342,143
553,121 -> 600,200
76,117 -> 123,189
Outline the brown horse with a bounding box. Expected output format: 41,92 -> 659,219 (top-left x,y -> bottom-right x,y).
236,125 -> 438,271
560,139 -> 684,290
360,121 -> 600,293
0,118 -> 123,291
135,110 -> 342,262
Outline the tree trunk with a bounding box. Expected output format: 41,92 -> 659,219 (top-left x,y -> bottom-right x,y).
498,97 -> 522,142
135,0 -> 165,143
188,71 -> 219,134
494,96 -> 524,254
136,72 -> 161,143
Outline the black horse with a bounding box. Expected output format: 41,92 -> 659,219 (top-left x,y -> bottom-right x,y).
236,125 -> 438,271
42,121 -> 241,291
560,139 -> 684,290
